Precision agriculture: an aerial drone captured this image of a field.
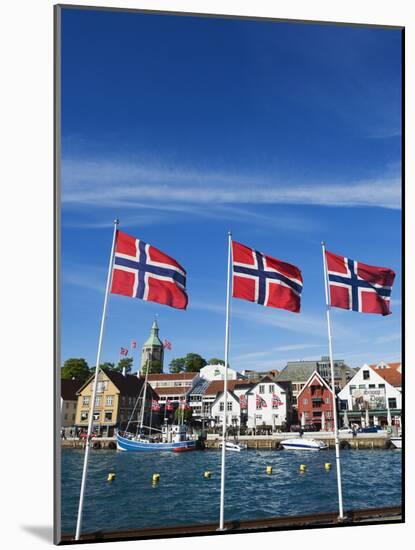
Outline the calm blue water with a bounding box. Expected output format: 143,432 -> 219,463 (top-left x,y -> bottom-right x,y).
61,448 -> 402,535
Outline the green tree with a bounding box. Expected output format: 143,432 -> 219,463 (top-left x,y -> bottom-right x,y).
169,357 -> 186,373
142,359 -> 162,375
208,358 -> 225,365
98,362 -> 115,371
114,357 -> 133,374
61,358 -> 90,383
174,406 -> 193,424
184,353 -> 207,372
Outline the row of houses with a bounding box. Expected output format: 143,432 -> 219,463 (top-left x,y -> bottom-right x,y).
61,359 -> 402,436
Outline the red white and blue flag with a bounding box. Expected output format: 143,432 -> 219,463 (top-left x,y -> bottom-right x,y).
256,394 -> 267,408
151,399 -> 160,412
120,347 -> 128,356
272,394 -> 283,408
111,231 -> 188,310
232,241 -> 303,313
325,250 -> 395,316
239,394 -> 248,410
165,399 -> 173,411
163,339 -> 172,350
131,340 -> 137,349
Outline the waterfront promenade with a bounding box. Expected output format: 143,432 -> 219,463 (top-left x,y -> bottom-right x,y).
61,431 -> 396,450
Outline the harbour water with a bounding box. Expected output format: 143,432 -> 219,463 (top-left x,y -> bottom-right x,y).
61,448 -> 402,535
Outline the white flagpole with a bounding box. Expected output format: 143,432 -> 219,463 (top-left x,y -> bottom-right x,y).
75,218 -> 119,541
219,231 -> 232,531
321,241 -> 345,520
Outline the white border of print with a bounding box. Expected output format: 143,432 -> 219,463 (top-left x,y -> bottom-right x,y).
1,1 -> 412,549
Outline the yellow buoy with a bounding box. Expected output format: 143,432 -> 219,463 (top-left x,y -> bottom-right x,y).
299,464 -> 307,473
152,473 -> 160,483
107,472 -> 115,481
204,471 -> 212,478
266,465 -> 273,475
325,463 -> 332,471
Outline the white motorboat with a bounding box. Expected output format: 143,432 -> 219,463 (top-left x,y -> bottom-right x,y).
390,436 -> 402,449
219,440 -> 247,452
280,437 -> 328,450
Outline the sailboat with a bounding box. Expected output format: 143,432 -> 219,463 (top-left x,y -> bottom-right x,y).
116,366 -> 197,452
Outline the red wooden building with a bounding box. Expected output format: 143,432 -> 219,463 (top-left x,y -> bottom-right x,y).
297,371 -> 334,431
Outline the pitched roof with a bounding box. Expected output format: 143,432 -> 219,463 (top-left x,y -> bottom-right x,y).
205,379 -> 252,395
212,390 -> 240,405
370,362 -> 401,371
373,368 -> 402,387
147,372 -> 198,381
276,360 -> 354,383
153,387 -> 189,396
297,370 -> 332,398
77,369 -> 158,399
61,378 -> 83,400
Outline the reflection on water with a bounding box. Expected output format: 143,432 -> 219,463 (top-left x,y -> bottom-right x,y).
61,448 -> 401,534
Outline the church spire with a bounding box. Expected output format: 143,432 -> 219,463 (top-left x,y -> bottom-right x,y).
141,318 -> 164,373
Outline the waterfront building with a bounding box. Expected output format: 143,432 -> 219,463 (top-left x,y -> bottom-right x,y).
140,319 -> 164,374
245,376 -> 289,431
296,371 -> 335,431
75,368 -> 158,436
337,363 -> 402,428
199,363 -> 240,381
276,356 -> 355,407
61,378 -> 83,428
148,372 -> 200,408
211,390 -> 242,427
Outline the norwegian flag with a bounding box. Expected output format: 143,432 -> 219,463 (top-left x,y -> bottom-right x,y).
232,241 -> 303,313
165,399 -> 173,411
325,250 -> 395,316
163,339 -> 172,350
131,340 -> 137,349
239,394 -> 248,410
256,394 -> 267,408
120,347 -> 128,356
272,394 -> 283,408
111,230 -> 188,310
151,399 -> 160,412
179,397 -> 190,410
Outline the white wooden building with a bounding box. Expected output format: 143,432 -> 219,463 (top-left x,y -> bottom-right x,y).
245,377 -> 289,431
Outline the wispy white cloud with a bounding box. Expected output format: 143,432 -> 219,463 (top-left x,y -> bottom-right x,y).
61,158 -> 401,210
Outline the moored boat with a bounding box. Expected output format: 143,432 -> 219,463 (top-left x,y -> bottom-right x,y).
280,437 -> 328,450
390,436 -> 402,449
219,441 -> 247,452
117,424 -> 197,452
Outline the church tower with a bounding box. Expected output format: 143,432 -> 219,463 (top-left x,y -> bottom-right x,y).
141,319 -> 164,374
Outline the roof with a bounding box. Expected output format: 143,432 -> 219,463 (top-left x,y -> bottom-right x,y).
147,372 -> 198,381
373,368 -> 402,387
77,369 -> 158,399
61,379 -> 83,401
277,359 -> 354,383
246,377 -> 286,394
153,387 -> 189,397
205,379 -> 253,395
212,390 -> 240,405
143,320 -> 163,348
297,370 -> 332,398
370,362 -> 401,371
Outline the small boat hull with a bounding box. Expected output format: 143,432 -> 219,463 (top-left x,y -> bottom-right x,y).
219,441 -> 247,452
280,438 -> 328,450
172,445 -> 196,453
116,432 -> 197,452
390,437 -> 402,449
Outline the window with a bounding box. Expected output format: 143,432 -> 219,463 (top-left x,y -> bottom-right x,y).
255,414 -> 262,421
106,395 -> 113,406
378,384 -> 385,389
95,396 -> 101,407
326,411 -> 332,419
97,381 -> 108,392
82,396 -> 90,406
227,402 -> 233,411
292,396 -> 297,405
363,370 -> 370,380
358,384 -> 366,389
368,384 -> 376,389
65,402 -> 69,409
64,413 -> 68,420
72,413 -> 75,421
339,400 -> 348,410
259,385 -> 265,394
219,402 -> 224,412
80,411 -> 88,421
325,397 -> 331,404
303,398 -> 308,405
349,385 -> 356,395
104,411 -> 113,421
269,385 -> 274,394
93,411 -> 100,421
388,398 -> 397,409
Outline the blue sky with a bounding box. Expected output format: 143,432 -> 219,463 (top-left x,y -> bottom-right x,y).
60,8 -> 402,372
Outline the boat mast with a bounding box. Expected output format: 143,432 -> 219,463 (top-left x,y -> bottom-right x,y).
139,355 -> 151,433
